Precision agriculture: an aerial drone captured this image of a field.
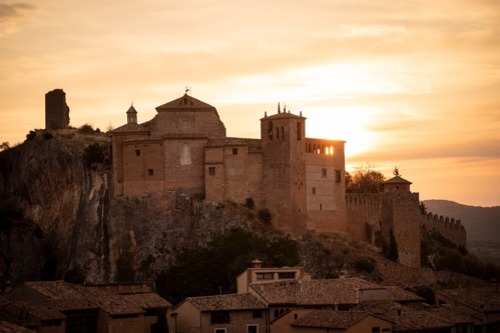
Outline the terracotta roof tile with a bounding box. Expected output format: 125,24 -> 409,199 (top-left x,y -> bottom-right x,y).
436,287 -> 500,312
111,123 -> 149,133
291,310 -> 370,329
156,94 -> 215,111
0,321 -> 35,333
382,309 -> 451,331
184,293 -> 266,311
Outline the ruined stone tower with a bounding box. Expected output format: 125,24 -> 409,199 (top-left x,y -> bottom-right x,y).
45,89 -> 70,130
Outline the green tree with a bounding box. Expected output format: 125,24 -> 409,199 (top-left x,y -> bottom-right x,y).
156,228 -> 299,305
346,167 -> 385,193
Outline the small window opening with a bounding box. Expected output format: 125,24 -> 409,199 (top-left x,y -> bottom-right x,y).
148,169 -> 154,176
232,148 -> 238,155
135,149 -> 140,156
335,170 -> 341,183
321,168 -> 327,177
209,167 -> 216,176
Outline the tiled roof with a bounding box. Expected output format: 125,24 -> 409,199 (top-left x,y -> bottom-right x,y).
359,300 -> 403,315
261,112 -> 304,120
384,286 -> 424,302
12,301 -> 67,320
436,287 -> 500,312
382,309 -> 451,331
183,293 -> 266,311
156,94 -> 215,111
384,176 -> 412,184
0,321 -> 35,333
24,281 -> 82,300
430,307 -> 475,325
122,293 -> 172,309
250,277 -> 386,306
290,310 -> 371,329
111,122 -> 149,133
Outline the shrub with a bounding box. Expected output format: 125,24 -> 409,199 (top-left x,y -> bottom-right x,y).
83,143 -> 104,167
354,257 -> 375,273
42,132 -> 53,140
244,197 -> 255,209
78,123 -> 94,133
258,208 -> 272,224
26,130 -> 36,140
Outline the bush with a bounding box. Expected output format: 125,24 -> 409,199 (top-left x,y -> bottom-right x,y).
78,123 -> 94,133
258,208 -> 272,224
83,143 -> 104,167
354,257 -> 375,273
26,130 -> 36,140
42,132 -> 53,140
244,197 -> 255,209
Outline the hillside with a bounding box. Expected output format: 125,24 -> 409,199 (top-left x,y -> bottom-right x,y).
0,130 -> 493,300
423,199 -> 500,264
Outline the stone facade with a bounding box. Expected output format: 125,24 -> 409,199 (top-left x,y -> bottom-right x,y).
110,93 -> 466,267
45,89 -> 70,130
111,94 -> 346,235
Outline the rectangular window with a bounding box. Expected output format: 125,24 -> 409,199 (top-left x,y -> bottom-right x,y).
335,170 -> 341,182
135,149 -> 141,156
312,187 -> 316,195
256,272 -> 274,280
372,327 -> 381,333
297,122 -> 302,140
211,311 -> 230,324
278,272 -> 296,279
320,204 -> 323,211
209,167 -> 216,176
148,169 -> 154,176
322,168 -> 327,177
232,148 -> 238,155
247,324 -> 259,333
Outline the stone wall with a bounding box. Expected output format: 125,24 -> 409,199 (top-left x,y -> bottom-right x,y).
422,213 -> 467,248
45,89 -> 70,130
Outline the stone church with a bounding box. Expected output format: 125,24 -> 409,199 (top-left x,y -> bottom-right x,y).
110,92 -> 346,235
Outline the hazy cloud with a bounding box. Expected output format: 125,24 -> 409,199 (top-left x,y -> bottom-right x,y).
0,3 -> 36,36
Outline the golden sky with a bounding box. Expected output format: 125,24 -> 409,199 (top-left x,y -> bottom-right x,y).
1,1 -> 499,206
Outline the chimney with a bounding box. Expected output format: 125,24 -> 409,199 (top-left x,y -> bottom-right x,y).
252,259 -> 263,268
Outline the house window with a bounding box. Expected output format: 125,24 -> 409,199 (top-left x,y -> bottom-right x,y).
320,204 -> 323,211
247,324 -> 259,333
372,328 -> 381,333
312,187 -> 316,195
321,168 -> 327,177
252,310 -> 263,318
256,272 -> 273,280
232,148 -> 238,155
211,311 -> 230,324
214,329 -> 227,333
135,149 -> 141,156
148,169 -> 154,176
209,167 -> 216,176
278,272 -> 296,279
335,170 -> 341,182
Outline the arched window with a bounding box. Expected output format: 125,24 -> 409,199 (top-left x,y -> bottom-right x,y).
180,144 -> 192,165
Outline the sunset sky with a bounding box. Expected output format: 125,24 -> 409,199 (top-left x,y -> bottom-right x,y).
1,1 -> 499,207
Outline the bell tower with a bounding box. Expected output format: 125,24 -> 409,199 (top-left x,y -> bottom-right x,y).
260,104 -> 307,235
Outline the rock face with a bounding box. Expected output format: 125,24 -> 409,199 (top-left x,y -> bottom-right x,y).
0,131 -> 266,286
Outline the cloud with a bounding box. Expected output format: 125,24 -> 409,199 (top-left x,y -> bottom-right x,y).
0,3 -> 36,36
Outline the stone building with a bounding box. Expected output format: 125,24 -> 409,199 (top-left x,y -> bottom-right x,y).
45,89 -> 70,130
110,93 -> 346,235
110,91 -> 466,267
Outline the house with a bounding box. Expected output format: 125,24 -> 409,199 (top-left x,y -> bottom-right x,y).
285,309 -> 393,333
0,281 -> 172,333
435,286 -> 500,333
173,293 -> 267,333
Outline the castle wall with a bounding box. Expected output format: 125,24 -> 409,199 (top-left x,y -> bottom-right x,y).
163,138 -> 207,195
121,140 -> 165,196
422,213 -> 467,248
261,114 -> 308,235
45,89 -> 70,130
305,139 -> 347,232
346,194 -> 383,243
384,191 -> 421,268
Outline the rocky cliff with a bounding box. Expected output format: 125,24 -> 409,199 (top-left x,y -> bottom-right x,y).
0,130 -> 275,287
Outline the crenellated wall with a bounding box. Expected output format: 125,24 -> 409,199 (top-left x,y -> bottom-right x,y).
422,212 -> 467,248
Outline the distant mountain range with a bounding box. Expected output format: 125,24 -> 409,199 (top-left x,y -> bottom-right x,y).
423,200 -> 500,265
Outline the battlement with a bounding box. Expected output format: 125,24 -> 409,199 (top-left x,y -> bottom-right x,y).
422,212 -> 467,247
346,193 -> 382,209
